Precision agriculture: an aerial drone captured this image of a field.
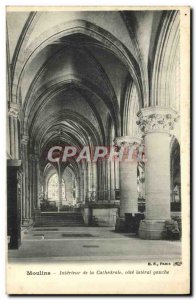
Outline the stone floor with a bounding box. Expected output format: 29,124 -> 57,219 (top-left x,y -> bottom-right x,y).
8,226 -> 181,263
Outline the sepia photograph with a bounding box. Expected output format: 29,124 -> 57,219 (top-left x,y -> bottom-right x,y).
6,6 -> 190,295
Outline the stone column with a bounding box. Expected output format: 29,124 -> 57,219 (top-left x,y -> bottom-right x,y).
114,158 -> 119,191
83,164 -> 87,202
9,115 -> 15,157
34,154 -> 39,210
110,160 -> 115,201
103,159 -> 108,201
21,135 -> 33,226
97,160 -> 101,201
29,153 -> 34,218
37,162 -> 42,209
87,162 -> 97,201
92,162 -> 97,200
58,176 -> 63,211
32,153 -> 39,210
114,136 -> 141,230
43,181 -> 47,200
14,117 -> 19,159
79,164 -> 85,203
137,107 -> 178,239
21,136 -> 28,223
98,160 -> 105,201
75,178 -> 79,203
8,102 -> 20,159
107,158 -> 111,201
87,162 -> 91,200
79,168 -> 84,203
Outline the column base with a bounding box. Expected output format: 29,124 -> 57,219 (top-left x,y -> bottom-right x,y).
22,218 -> 34,227
115,217 -> 126,232
21,218 -> 34,240
34,209 -> 41,225
115,214 -> 145,233
138,220 -> 167,240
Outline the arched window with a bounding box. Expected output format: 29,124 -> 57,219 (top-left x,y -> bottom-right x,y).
48,174 -> 59,200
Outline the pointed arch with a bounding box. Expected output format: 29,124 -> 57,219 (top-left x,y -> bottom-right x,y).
150,11 -> 180,107
12,19 -> 143,108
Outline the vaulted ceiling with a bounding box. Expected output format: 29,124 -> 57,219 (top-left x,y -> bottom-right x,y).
7,9 -> 180,173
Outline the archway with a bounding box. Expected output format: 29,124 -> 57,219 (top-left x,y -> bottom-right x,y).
40,173 -> 66,212
47,173 -> 59,201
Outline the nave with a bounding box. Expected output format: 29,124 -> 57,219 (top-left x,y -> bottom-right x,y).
9,226 -> 181,262
7,9 -> 181,254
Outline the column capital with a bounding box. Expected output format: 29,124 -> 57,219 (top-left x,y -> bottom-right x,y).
8,102 -> 20,118
114,136 -> 142,150
137,107 -> 179,135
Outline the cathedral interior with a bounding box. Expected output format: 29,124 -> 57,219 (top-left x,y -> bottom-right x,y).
7,9 -> 181,256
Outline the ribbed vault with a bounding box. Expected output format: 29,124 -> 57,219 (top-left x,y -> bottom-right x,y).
6,9 -> 181,218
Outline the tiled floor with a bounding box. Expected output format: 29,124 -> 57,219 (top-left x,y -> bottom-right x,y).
8,226 -> 181,263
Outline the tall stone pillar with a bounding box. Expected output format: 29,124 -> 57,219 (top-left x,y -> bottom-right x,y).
83,164 -> 87,202
36,161 -> 42,209
110,160 -> 115,201
58,177 -> 63,211
21,135 -> 33,226
137,107 -> 178,239
43,180 -> 47,200
103,159 -> 108,201
79,168 -> 84,203
75,178 -> 79,203
97,160 -> 104,201
80,164 -> 86,203
97,160 -> 101,201
14,117 -> 19,159
107,158 -> 111,201
92,162 -> 97,200
32,153 -> 39,210
8,102 -> 20,159
114,158 -> 119,192
28,151 -> 40,223
87,162 -> 97,201
114,136 -> 140,225
87,162 -> 92,200
29,153 -> 34,218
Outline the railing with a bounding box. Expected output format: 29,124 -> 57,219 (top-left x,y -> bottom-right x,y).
85,190 -> 120,204
40,200 -> 80,212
